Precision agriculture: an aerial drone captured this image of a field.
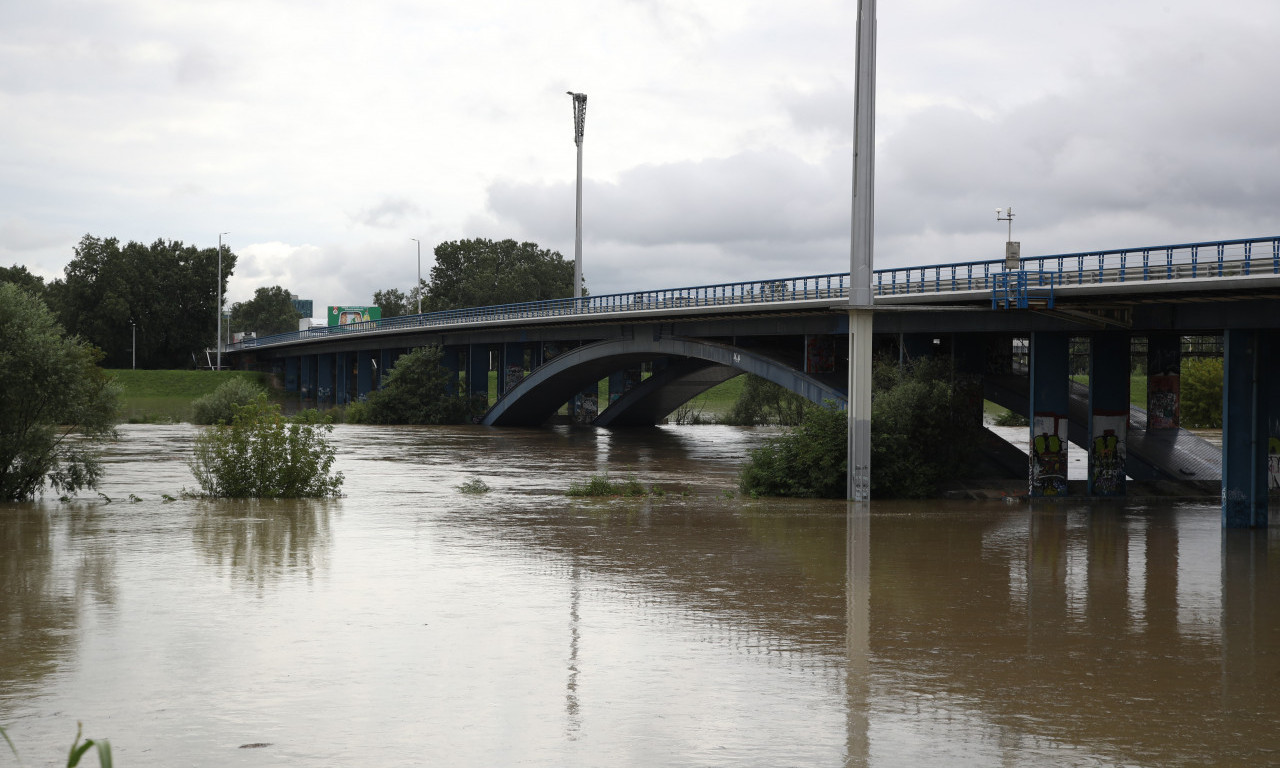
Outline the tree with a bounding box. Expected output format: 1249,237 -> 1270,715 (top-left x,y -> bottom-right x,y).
229,285 -> 303,338
47,234 -> 234,369
424,239 -> 578,311
351,346 -> 484,424
1180,356 -> 1223,428
188,394 -> 344,498
0,264 -> 48,301
723,374 -> 812,425
0,283 -> 120,500
372,287 -> 414,318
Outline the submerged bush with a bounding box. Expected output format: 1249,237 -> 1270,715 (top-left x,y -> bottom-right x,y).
738,357 -> 980,499
189,394 -> 343,498
566,473 -> 651,497
356,346 -> 486,424
192,377 -> 266,425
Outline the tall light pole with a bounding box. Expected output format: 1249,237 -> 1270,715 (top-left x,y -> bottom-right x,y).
411,238 -> 422,314
130,320 -> 136,370
216,232 -> 228,370
847,0 -> 877,502
567,91 -> 587,299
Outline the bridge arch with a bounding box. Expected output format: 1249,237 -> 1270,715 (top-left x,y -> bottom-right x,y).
483,336 -> 847,427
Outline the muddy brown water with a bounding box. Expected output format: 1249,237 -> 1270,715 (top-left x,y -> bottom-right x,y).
1,424 -> 1276,766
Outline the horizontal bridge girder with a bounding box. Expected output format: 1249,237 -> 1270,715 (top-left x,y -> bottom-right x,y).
482,336 -> 847,427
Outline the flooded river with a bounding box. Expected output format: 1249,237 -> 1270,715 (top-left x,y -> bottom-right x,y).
2,424 -> 1278,766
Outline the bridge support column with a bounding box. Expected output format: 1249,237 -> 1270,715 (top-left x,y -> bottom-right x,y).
1029,332 -> 1069,497
284,357 -> 300,393
1146,332 -> 1181,430
607,367 -> 644,405
318,354 -> 335,407
1088,333 -> 1129,496
1222,329 -> 1274,528
467,345 -> 490,403
357,351 -> 374,399
951,333 -> 986,431
300,355 -> 316,401
502,342 -> 526,394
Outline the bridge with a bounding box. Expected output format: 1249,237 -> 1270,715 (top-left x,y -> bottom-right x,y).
226,236 -> 1280,527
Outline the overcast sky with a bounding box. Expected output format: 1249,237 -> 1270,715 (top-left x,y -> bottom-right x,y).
4,0 -> 1279,316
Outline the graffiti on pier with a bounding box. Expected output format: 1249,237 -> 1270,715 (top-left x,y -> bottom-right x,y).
1031,414 -> 1068,497
1089,413 -> 1127,496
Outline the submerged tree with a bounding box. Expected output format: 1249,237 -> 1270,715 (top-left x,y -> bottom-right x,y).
350,345 -> 484,424
0,283 -> 120,500
189,394 -> 343,498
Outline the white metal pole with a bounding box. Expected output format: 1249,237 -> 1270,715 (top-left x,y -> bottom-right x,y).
411,238 -> 421,314
131,320 -> 136,370
216,232 -> 228,370
568,92 -> 587,300
847,0 -> 876,501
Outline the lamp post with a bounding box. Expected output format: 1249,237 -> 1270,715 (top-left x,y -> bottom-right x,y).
131,320 -> 136,370
216,232 -> 228,370
411,238 -> 421,314
567,91 -> 587,300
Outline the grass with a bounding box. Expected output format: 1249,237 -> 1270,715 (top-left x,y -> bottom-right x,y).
107,369 -> 274,423
566,473 -> 653,497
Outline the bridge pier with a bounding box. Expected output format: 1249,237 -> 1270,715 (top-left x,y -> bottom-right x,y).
1088,333 -> 1130,496
357,351 -> 375,399
1222,329 -> 1276,527
1029,332 -> 1070,497
284,356 -> 299,394
467,344 -> 491,403
1147,332 -> 1181,429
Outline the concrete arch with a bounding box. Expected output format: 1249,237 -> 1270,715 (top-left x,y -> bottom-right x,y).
483,336 -> 847,427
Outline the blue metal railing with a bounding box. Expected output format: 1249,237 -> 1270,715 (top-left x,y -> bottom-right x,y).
229,236 -> 1279,351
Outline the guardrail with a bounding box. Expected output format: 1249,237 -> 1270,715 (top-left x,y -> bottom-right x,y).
228,236 -> 1279,351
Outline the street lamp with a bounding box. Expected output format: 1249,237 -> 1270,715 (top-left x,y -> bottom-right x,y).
411,238 -> 421,314
130,320 -> 136,370
216,232 -> 228,370
567,91 -> 587,300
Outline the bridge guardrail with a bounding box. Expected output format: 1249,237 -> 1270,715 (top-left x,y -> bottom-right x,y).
229,236 -> 1279,351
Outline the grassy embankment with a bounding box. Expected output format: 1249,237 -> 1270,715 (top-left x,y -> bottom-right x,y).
108,369 -> 274,423
983,374 -> 1150,422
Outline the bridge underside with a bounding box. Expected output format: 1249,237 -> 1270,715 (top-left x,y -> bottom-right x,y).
483,336 -> 846,427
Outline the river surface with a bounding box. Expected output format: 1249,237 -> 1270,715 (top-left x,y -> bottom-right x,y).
2,424 -> 1278,766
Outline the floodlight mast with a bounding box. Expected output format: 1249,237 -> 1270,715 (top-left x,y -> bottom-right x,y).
568,91 -> 587,300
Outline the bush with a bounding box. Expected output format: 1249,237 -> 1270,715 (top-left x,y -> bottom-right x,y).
722,374 -> 812,426
358,346 -> 486,424
191,377 -> 266,425
739,404 -> 847,498
188,394 -> 343,498
566,473 -> 651,497
1180,356 -> 1222,428
737,357 -> 979,499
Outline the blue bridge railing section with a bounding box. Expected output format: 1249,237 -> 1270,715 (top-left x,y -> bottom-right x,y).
230,236 -> 1279,351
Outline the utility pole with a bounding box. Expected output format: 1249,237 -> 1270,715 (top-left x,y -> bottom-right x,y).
997,207 -> 1020,269
216,232 -> 228,371
847,0 -> 876,502
568,91 -> 587,300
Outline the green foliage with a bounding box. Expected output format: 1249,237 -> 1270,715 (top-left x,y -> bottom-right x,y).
737,358 -> 979,500
425,238 -> 578,311
46,234 -> 233,369
0,263 -> 49,301
722,374 -> 812,426
188,394 -> 344,498
738,403 -> 848,498
993,408 -> 1029,427
457,478 -> 491,494
566,473 -> 651,497
229,285 -> 303,338
373,286 -> 419,318
191,377 -> 267,425
0,284 -> 120,501
357,346 -> 484,424
0,722 -> 113,768
869,357 -> 975,499
1180,356 -> 1223,428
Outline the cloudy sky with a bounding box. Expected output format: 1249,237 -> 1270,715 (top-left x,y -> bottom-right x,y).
3,0 -> 1279,317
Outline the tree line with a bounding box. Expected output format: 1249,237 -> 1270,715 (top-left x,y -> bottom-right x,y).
2,235 -> 577,369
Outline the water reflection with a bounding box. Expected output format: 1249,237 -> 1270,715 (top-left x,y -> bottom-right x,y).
849,500 -> 1280,765
191,499 -> 334,588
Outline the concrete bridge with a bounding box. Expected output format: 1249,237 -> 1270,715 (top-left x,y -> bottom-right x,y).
227,236 -> 1280,527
